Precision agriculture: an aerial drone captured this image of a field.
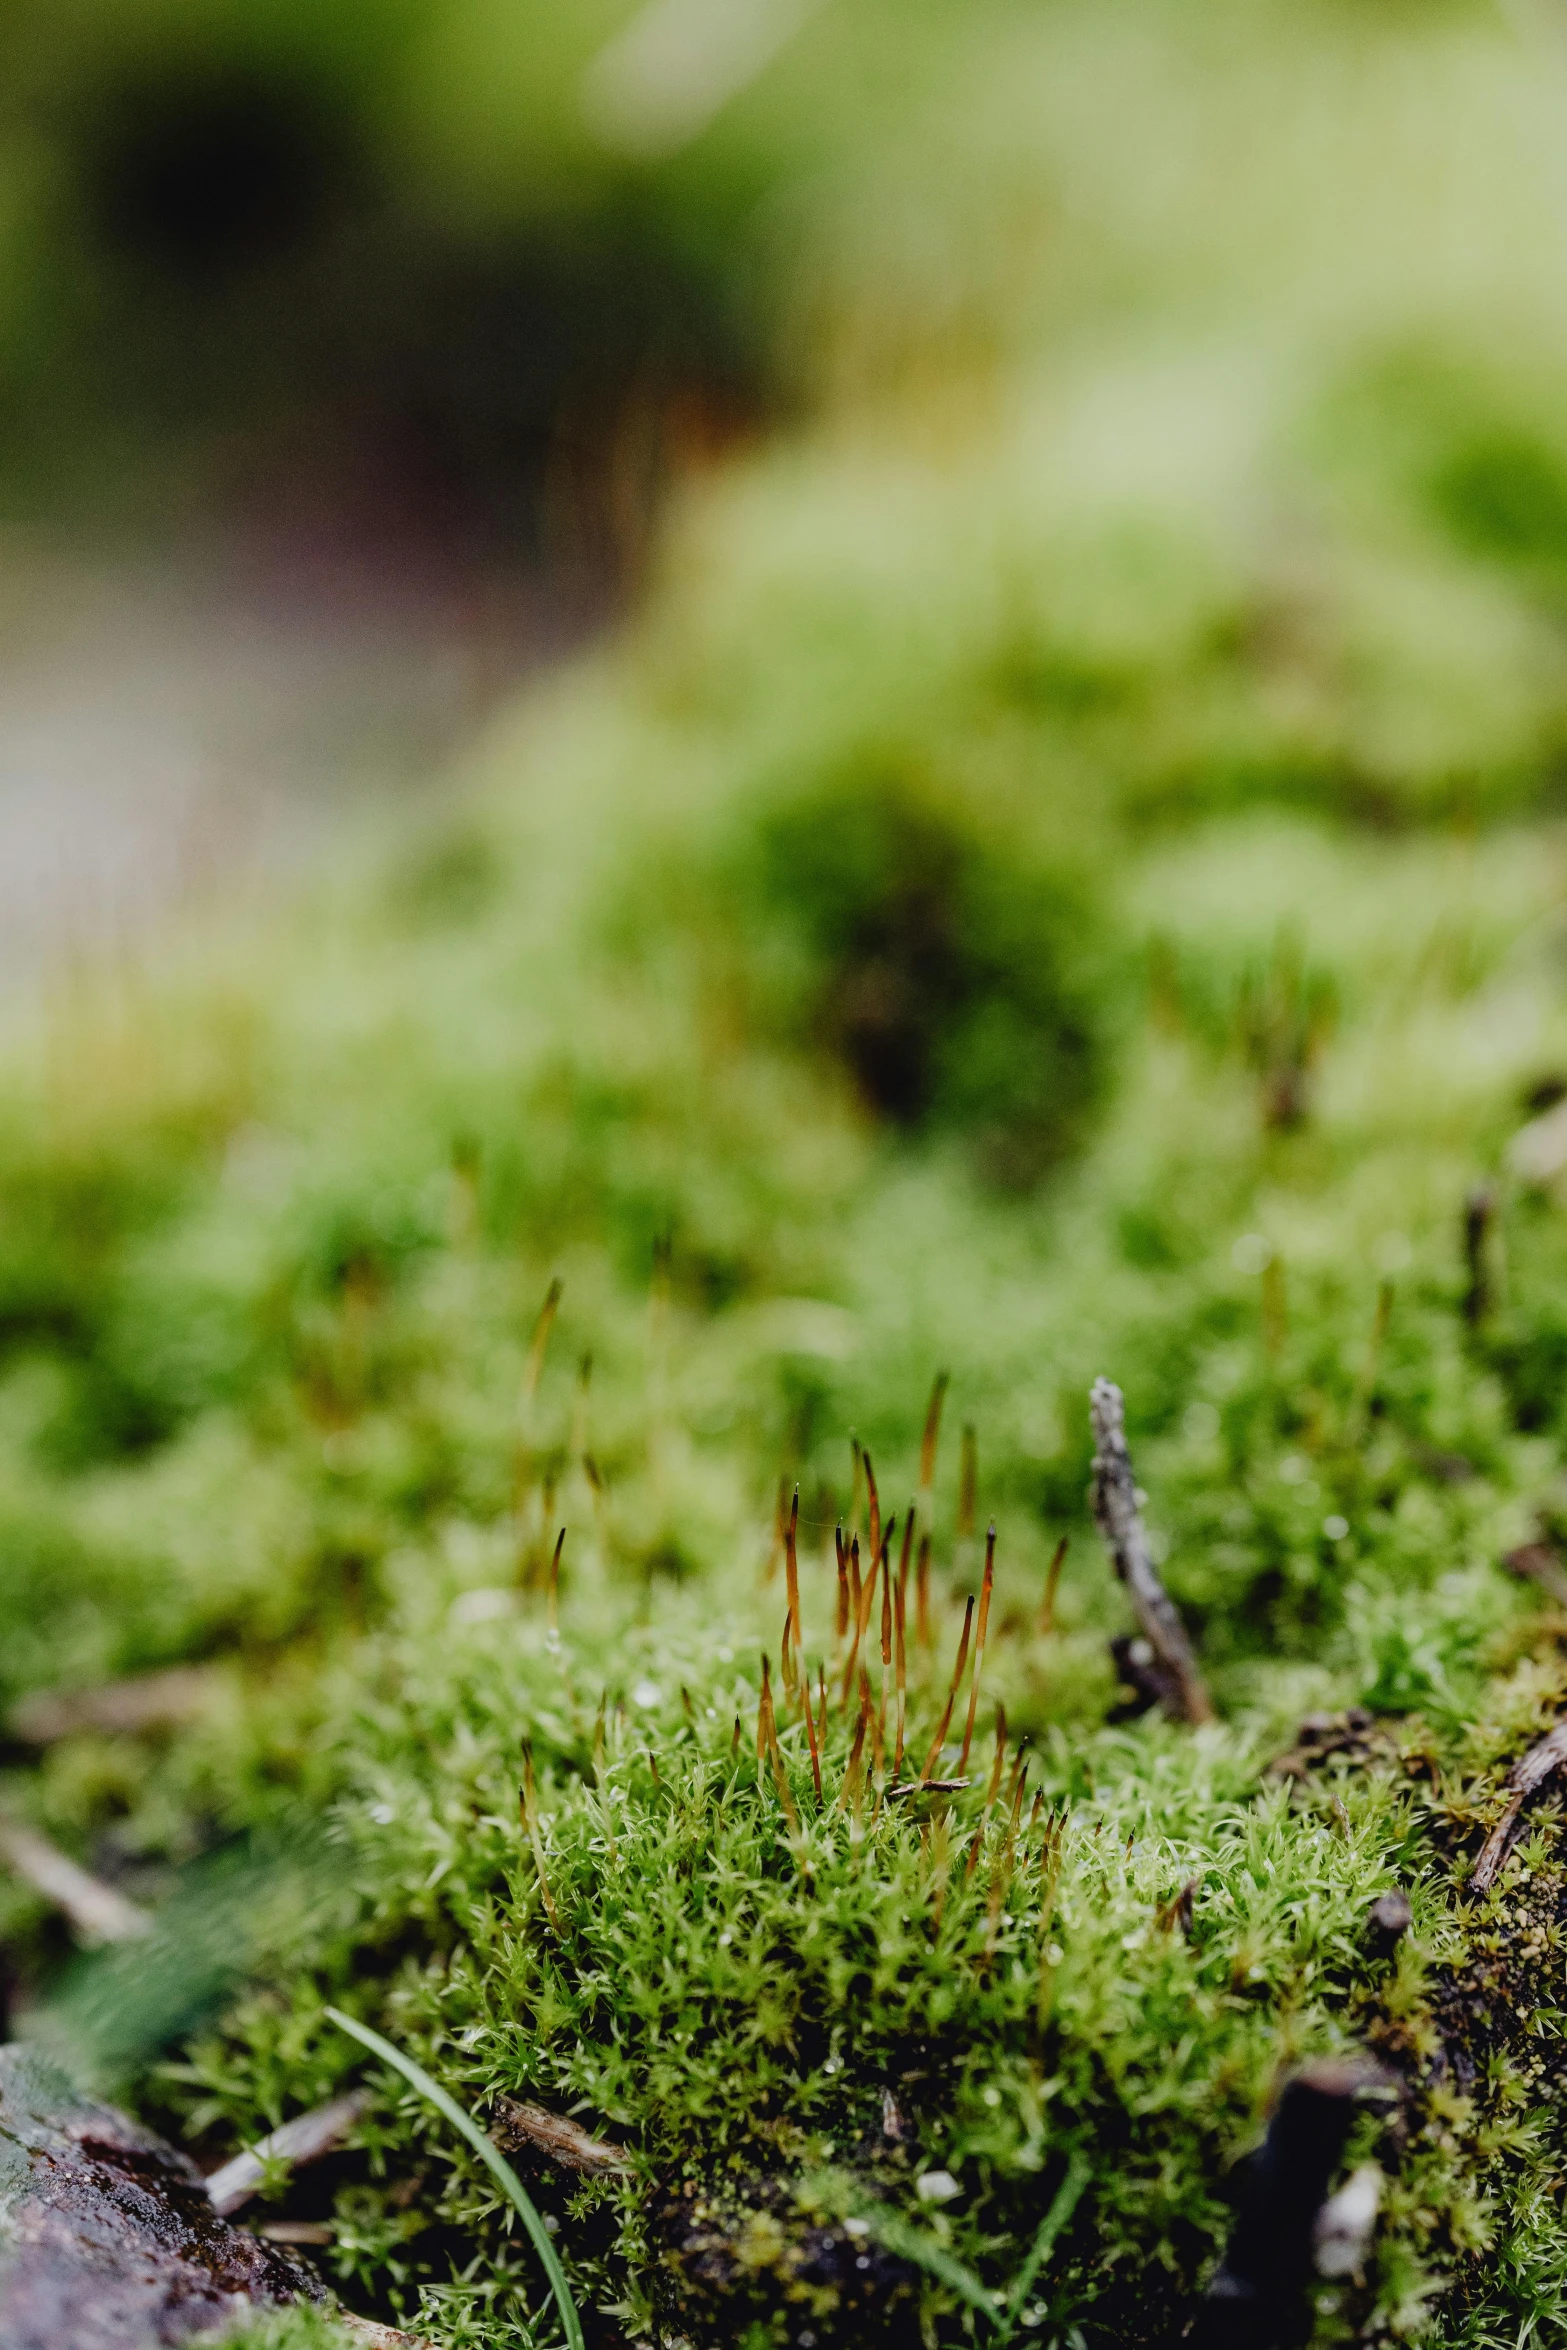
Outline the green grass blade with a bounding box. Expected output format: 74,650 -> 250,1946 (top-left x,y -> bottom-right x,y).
325,2005 -> 584,2350
857,2204 -> 1002,2328
998,2150 -> 1091,2343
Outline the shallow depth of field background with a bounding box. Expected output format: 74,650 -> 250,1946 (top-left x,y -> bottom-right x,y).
3,0 -> 1567,977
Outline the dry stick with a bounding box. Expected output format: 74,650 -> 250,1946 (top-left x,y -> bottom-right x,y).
1089,1380 -> 1213,1725
1471,1720 -> 1567,1893
1039,1535 -> 1068,1636
491,2096 -> 632,2177
519,1745 -> 562,1932
920,1595 -> 976,1782
207,2092 -> 371,2216
957,1526 -> 997,1775
915,1533 -> 932,1650
0,1814 -> 150,1943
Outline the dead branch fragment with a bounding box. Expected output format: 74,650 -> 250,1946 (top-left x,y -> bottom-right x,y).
1089,1379 -> 1212,1725
7,1666 -> 220,1746
1470,1719 -> 1567,1894
0,1814 -> 151,1944
206,2091 -> 372,2216
491,2095 -> 633,2175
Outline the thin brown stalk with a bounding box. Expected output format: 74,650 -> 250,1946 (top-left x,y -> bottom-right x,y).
784,1486 -> 802,1673
522,1279 -> 563,1410
834,1527 -> 850,1645
957,1526 -> 996,1775
957,1423 -> 978,1542
915,1533 -> 931,1649
841,1537 -> 876,1709
763,1479 -> 787,1586
861,1664 -> 885,1778
893,1564 -> 908,1776
920,1594 -> 975,1782
802,1661 -> 824,1801
985,1704 -> 1009,1807
765,1714 -> 800,1839
781,1609 -> 799,1706
863,1450 -> 882,1580
878,1519 -> 894,1744
547,1527 -> 565,1630
849,1438 -> 865,1541
918,1371 -> 949,1517
1039,1535 -> 1068,1636
519,1744 -> 562,1931
757,1654 -> 775,1763
836,1687 -> 870,1815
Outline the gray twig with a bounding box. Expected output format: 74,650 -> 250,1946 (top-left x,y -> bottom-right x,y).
0,1815 -> 151,1943
1089,1380 -> 1213,1725
491,2095 -> 633,2175
1470,1720 -> 1567,1894
206,2091 -> 372,2216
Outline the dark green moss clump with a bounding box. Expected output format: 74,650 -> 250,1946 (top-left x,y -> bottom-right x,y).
744,762 -> 1113,1185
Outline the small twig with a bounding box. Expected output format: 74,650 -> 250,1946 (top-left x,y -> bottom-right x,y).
1089,1381 -> 1212,1725
206,2091 -> 371,2215
8,1666 -> 219,1745
1471,1720 -> 1567,1893
491,2096 -> 633,2176
0,1814 -> 150,1943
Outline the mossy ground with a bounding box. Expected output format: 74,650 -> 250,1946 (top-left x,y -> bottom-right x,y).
11,4 -> 1567,2347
